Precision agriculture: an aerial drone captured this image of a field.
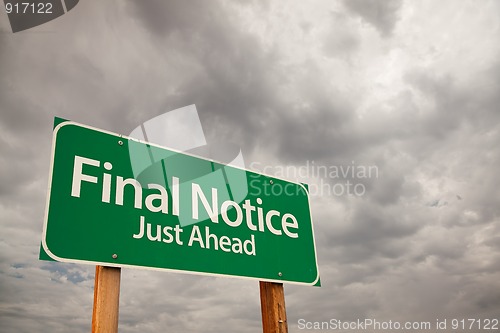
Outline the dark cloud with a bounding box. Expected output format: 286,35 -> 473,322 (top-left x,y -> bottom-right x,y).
125,0 -> 215,37
124,0 -> 283,154
323,12 -> 361,59
343,0 -> 402,37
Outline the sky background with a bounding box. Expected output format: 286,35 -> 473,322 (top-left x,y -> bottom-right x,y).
1,0 -> 500,332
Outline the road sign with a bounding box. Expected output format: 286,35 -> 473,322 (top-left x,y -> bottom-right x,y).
41,119 -> 320,286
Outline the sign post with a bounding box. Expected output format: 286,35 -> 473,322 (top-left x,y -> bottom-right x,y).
260,281 -> 288,333
91,266 -> 121,333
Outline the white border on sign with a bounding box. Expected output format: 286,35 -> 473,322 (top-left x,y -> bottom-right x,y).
41,120 -> 321,286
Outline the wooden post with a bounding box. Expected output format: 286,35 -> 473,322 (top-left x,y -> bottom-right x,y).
259,281 -> 288,333
91,266 -> 121,333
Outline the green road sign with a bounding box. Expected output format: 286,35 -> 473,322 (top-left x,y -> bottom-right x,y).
41,119 -> 320,286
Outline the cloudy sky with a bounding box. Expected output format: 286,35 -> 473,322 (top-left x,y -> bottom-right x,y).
1,0 -> 500,332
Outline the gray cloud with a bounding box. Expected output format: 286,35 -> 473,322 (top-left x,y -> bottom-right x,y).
323,12 -> 361,59
123,0 -> 286,155
343,0 -> 403,37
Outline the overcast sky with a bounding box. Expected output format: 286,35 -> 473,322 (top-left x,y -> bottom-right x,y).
1,0 -> 500,332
